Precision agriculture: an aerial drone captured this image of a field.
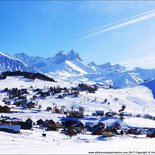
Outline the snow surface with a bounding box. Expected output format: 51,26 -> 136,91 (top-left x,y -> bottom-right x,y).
1,77 -> 155,115
65,60 -> 87,74
0,77 -> 155,154
0,128 -> 155,154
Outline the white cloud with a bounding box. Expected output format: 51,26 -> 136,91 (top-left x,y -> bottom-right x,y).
75,9 -> 155,40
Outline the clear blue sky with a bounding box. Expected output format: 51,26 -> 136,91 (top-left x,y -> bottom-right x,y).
0,1 -> 155,68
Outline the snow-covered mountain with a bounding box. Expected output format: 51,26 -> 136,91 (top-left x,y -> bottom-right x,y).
85,70 -> 142,88
88,62 -> 126,74
0,50 -> 154,88
14,50 -> 94,74
0,52 -> 31,72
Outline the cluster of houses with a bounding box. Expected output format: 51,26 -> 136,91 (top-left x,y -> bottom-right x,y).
0,85 -> 155,139
0,83 -> 99,115
1,86 -> 81,110
1,114 -> 155,138
0,116 -> 32,133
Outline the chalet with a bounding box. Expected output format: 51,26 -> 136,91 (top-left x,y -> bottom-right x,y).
105,111 -> 118,117
26,118 -> 33,123
67,107 -> 84,118
55,122 -> 62,128
13,121 -> 32,130
92,110 -> 104,117
119,130 -> 124,135
77,83 -> 98,93
107,127 -> 119,135
85,122 -> 105,133
61,118 -> 78,131
127,128 -> 142,135
46,107 -> 52,111
73,121 -> 84,133
0,119 -> 32,130
36,119 -> 44,125
102,130 -> 113,137
65,127 -> 78,137
3,88 -> 9,92
119,112 -> 132,117
111,122 -> 121,130
91,123 -> 105,135
14,98 -> 27,106
85,123 -> 96,132
0,105 -> 10,113
22,102 -> 35,109
56,95 -> 64,99
39,91 -> 50,98
0,124 -> 20,133
53,106 -> 61,113
27,102 -> 35,109
44,119 -> 55,127
44,119 -> 58,131
33,88 -> 42,93
67,111 -> 83,118
144,114 -> 155,120
146,128 -> 155,138
92,127 -> 103,135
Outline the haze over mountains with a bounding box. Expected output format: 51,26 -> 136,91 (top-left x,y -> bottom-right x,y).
1,50 -> 155,88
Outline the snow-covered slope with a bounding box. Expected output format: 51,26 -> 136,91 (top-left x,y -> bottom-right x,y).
85,71 -> 143,88
0,52 -> 31,72
131,67 -> 155,81
14,51 -> 155,88
141,78 -> 155,99
88,62 -> 126,73
0,77 -> 155,116
0,75 -> 155,154
14,50 -> 94,74
0,50 -> 150,88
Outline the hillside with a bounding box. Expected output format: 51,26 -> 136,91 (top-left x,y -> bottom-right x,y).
14,50 -> 94,74
0,71 -> 55,82
141,79 -> 155,98
0,77 -> 155,153
0,52 -> 31,72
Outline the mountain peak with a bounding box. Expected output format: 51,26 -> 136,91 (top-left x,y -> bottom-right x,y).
88,61 -> 97,66
53,51 -> 66,64
66,50 -> 82,61
53,50 -> 82,63
99,62 -> 112,68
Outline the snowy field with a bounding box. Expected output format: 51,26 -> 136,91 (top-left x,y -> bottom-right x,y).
0,127 -> 155,154
0,77 -> 155,154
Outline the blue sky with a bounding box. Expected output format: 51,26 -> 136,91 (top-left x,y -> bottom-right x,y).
0,1 -> 155,69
